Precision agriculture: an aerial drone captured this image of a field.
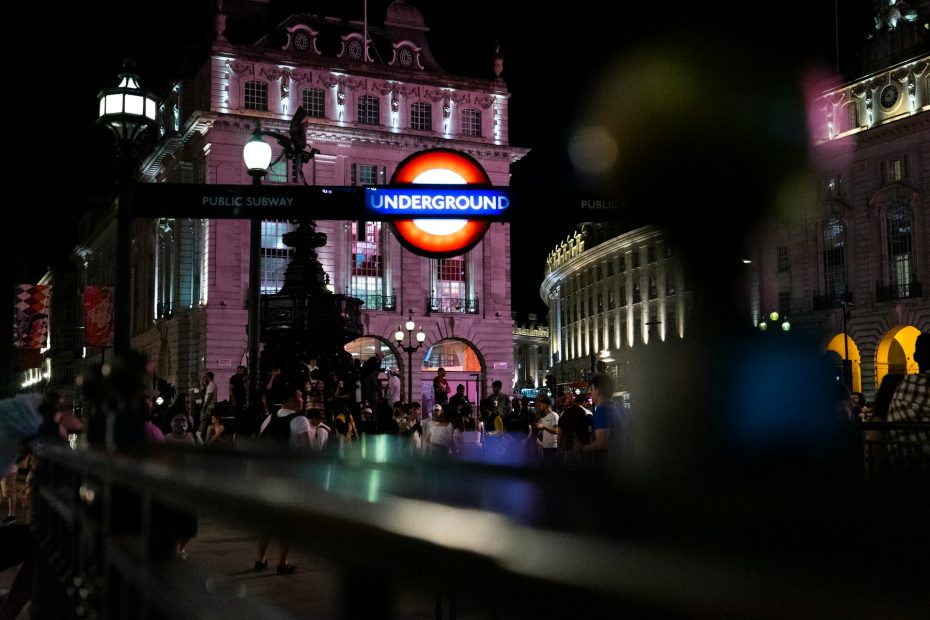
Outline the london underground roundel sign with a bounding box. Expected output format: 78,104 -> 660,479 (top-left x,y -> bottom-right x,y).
389,148 -> 493,258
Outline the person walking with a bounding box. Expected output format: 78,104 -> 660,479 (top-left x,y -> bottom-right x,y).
255,387 -> 311,574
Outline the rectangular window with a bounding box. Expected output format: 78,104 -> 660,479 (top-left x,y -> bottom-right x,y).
619,256 -> 626,272
351,221 -> 384,307
632,250 -> 641,269
461,108 -> 481,137
882,157 -> 907,184
433,256 -> 468,311
244,80 -> 268,111
303,87 -> 325,118
358,94 -> 380,125
410,101 -> 432,131
778,291 -> 791,317
776,246 -> 789,272
619,284 -> 626,306
351,163 -> 385,186
260,220 -> 296,293
268,161 -> 288,184
647,245 -> 657,264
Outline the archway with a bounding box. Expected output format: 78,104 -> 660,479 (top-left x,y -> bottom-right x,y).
875,325 -> 922,388
344,336 -> 399,390
825,333 -> 862,394
421,338 -> 485,409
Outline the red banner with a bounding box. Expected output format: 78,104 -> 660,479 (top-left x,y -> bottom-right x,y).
83,286 -> 114,348
13,284 -> 49,348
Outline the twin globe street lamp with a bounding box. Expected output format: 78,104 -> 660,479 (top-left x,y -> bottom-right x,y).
394,316 -> 426,403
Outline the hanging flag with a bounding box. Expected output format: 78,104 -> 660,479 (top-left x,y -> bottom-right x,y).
83,286 -> 114,348
13,284 -> 50,348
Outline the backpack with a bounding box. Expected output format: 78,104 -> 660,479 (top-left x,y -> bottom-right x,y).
261,412 -> 299,443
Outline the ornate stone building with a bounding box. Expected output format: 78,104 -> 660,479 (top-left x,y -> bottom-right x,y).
512,312 -> 548,393
93,1 -> 526,406
746,4 -> 929,397
540,223 -> 690,389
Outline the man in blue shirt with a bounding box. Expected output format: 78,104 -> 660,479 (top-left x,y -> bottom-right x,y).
582,374 -> 623,465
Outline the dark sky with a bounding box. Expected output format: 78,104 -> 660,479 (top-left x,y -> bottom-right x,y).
5,0 -> 869,320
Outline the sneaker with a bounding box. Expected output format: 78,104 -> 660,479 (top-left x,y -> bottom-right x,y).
253,560 -> 268,572
276,563 -> 296,575
1,516 -> 15,524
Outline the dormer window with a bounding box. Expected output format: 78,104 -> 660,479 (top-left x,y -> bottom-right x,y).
341,34 -> 367,61
287,26 -> 319,54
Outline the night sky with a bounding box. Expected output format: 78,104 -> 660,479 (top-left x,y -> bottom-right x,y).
5,1 -> 869,321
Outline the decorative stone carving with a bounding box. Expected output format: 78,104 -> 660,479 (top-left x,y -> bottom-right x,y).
474,95 -> 494,110
226,61 -> 253,77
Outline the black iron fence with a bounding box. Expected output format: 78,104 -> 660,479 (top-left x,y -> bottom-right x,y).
812,291 -> 851,311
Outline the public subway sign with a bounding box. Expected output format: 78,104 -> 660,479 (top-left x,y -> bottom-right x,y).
387,148 -> 500,258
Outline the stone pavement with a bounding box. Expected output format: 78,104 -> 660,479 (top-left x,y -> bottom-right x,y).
2,512 -> 441,619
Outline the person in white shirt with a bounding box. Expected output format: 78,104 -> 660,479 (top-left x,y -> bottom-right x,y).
307,409 -> 330,451
534,396 -> 560,465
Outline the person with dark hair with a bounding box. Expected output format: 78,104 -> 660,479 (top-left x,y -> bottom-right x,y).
535,396 -> 560,465
872,374 -> 905,420
433,368 -> 451,406
582,374 -> 623,465
887,332 -> 930,447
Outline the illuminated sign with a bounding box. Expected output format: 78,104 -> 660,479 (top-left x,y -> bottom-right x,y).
389,148 -> 499,258
365,188 -> 509,216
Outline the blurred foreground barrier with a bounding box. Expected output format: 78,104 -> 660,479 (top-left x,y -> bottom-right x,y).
33,435 -> 930,619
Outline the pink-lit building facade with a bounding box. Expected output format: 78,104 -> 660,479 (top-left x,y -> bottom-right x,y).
117,2 -> 526,405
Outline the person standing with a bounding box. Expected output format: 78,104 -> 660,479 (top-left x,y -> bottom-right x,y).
307,409 -> 331,451
385,368 -> 402,405
255,387 -> 311,575
433,368 -> 451,406
228,365 -> 248,429
887,332 -> 930,448
535,396 -> 560,465
582,374 -> 624,466
197,372 -> 217,437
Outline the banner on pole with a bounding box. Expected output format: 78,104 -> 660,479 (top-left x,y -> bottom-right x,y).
13,284 -> 49,348
83,286 -> 114,348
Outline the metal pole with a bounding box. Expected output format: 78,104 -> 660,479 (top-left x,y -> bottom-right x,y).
407,347 -> 413,403
113,147 -> 134,355
248,213 -> 261,417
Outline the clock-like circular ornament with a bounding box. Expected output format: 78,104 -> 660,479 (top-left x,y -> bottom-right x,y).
293,31 -> 310,51
880,84 -> 899,109
398,47 -> 414,67
348,39 -> 363,60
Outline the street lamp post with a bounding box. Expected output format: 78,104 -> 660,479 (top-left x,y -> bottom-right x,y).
242,124 -> 273,412
839,288 -> 853,391
394,315 -> 425,403
96,60 -> 159,355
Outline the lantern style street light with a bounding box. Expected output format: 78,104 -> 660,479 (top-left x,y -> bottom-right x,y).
394,315 -> 426,403
96,60 -> 160,355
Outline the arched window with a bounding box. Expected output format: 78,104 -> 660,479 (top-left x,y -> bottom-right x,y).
422,340 -> 481,371
358,94 -> 380,125
886,203 -> 913,295
822,217 -> 846,302
410,101 -> 431,131
460,108 -> 481,136
244,80 -> 268,111
345,337 -> 398,372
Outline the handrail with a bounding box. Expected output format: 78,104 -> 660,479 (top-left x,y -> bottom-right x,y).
32,436 -> 930,619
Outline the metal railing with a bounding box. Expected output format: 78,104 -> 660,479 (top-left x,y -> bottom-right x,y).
812,291 -> 851,311
356,293 -> 396,311
875,280 -> 922,302
30,430 -> 930,619
426,296 -> 479,314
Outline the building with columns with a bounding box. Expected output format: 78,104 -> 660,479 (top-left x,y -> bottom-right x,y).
512,312 -> 549,393
746,5 -> 928,398
540,223 -> 691,390
94,1 -> 525,407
